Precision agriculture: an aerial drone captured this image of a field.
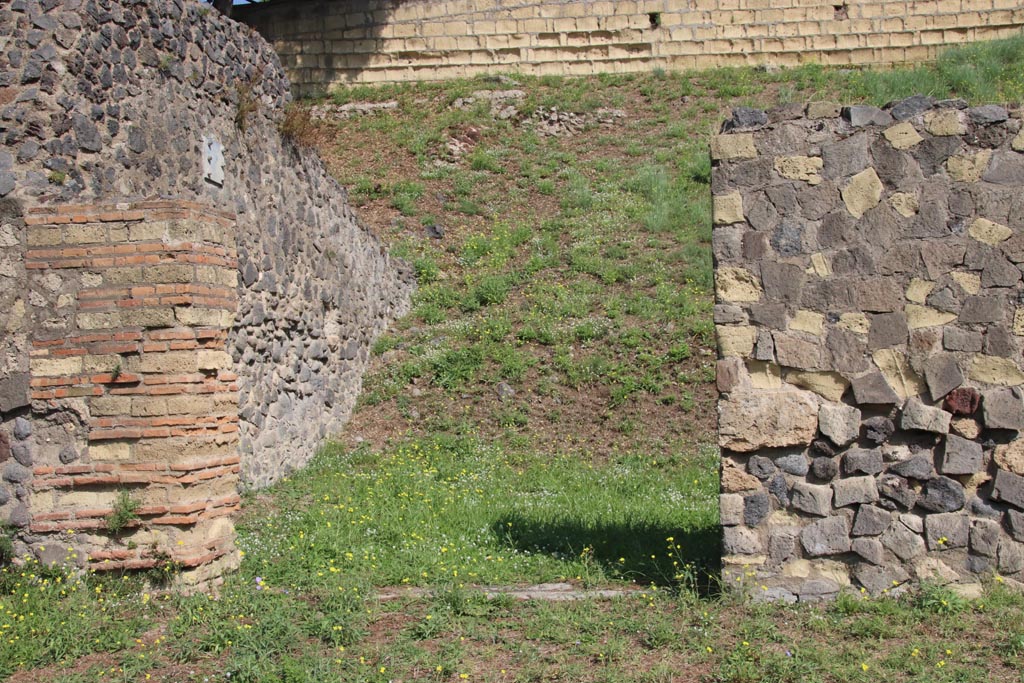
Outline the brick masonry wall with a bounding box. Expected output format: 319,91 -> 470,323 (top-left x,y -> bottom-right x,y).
1,200 -> 240,587
236,0 -> 1024,94
712,97 -> 1024,601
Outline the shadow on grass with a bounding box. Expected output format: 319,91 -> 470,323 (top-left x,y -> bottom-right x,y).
494,513 -> 721,596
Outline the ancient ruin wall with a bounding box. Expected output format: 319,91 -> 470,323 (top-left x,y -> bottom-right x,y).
712,98 -> 1024,601
1,0 -> 413,581
236,0 -> 1024,95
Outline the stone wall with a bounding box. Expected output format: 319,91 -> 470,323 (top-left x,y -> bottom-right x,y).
712,97 -> 1024,601
0,0 -> 413,582
236,0 -> 1024,94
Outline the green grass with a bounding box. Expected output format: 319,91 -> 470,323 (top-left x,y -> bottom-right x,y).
7,33 -> 1024,683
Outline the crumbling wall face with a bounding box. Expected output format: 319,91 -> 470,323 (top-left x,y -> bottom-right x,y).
2,201 -> 240,586
713,98 -> 1024,601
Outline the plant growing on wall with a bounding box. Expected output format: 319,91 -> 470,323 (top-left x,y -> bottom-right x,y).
106,490 -> 141,533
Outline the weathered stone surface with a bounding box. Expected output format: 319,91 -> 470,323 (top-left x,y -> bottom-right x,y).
852,538 -> 886,565
722,107 -> 769,131
2,462 -> 30,484
748,455 -> 777,480
993,469 -> 1024,509
723,526 -> 763,555
785,370 -> 850,402
906,304 -> 957,329
868,312 -> 907,350
969,217 -> 1012,245
889,94 -> 935,120
776,453 -> 810,476
841,168 -> 884,218
943,327 -> 983,353
767,527 -> 798,564
951,417 -> 981,439
995,439 -> 1024,475
717,326 -> 757,358
969,355 -> 1024,386
721,493 -> 745,526
879,473 -> 918,509
890,455 -> 935,480
711,133 -> 758,160
924,512 -> 969,550
924,109 -> 966,136
944,386 -> 980,415
853,504 -> 891,537
719,389 -> 819,452
721,465 -> 762,493
801,515 -> 852,556
969,104 -> 1008,124
918,476 -> 966,512
807,101 -> 841,119
767,473 -> 790,506
843,448 -> 884,475
833,476 -> 879,507
716,267 -> 762,302
854,563 -> 910,594
880,519 -> 926,561
773,332 -> 820,370
744,491 -> 771,527
851,372 -> 900,405
790,481 -> 833,516
819,403 -> 861,447
1007,509 -> 1024,542
971,519 -> 1002,556
713,192 -> 745,225
863,416 -> 895,444
997,538 -> 1024,574
982,151 -> 1024,186
842,105 -> 893,128
901,398 -> 951,434
775,156 -> 823,184
938,435 -> 983,475
946,150 -> 992,182
761,262 -> 805,304
884,121 -> 924,149
811,456 -> 840,481
982,387 -> 1024,431
923,354 -> 963,401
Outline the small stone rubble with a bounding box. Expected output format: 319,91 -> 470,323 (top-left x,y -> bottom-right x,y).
714,96 -> 1024,601
309,100 -> 399,120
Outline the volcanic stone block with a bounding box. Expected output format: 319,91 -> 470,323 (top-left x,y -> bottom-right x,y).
801,515 -> 853,556
944,387 -> 980,415
944,327 -> 983,353
879,474 -> 918,509
863,416 -> 895,444
723,526 -> 762,555
854,563 -> 911,594
890,455 -> 935,480
760,262 -> 805,304
721,494 -> 744,526
852,538 -> 885,565
982,151 -> 1024,186
924,512 -> 969,550
880,520 -> 926,561
842,105 -> 893,128
790,481 -> 833,517
811,456 -> 839,481
984,326 -> 1015,358
767,473 -> 790,506
773,332 -> 821,370
744,491 -> 771,527
868,312 -> 908,350
918,476 -> 966,512
982,387 -> 1024,431
833,476 -> 879,507
997,538 -> 1024,574
851,372 -> 900,405
776,453 -> 810,476
993,469 -> 1024,509
889,95 -> 935,120
843,448 -> 884,476
1007,509 -> 1024,542
767,528 -> 798,564
718,389 -> 819,452
923,354 -> 964,401
971,519 -> 1002,556
748,455 -> 777,480
901,398 -> 952,434
853,504 -> 892,536
995,440 -> 1024,476
938,435 -> 983,475
819,402 -> 862,447
825,327 -> 869,374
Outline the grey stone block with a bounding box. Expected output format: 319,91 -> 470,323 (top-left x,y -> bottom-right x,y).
852,537 -> 885,565
889,455 -> 935,480
943,327 -> 983,352
2,462 -> 30,484
997,538 -> 1024,574
723,526 -> 763,555
918,476 -> 966,512
879,473 -> 918,509
888,94 -> 935,120
0,374 -> 31,413
842,105 -> 893,128
924,512 -> 969,550
851,372 -> 900,405
811,456 -> 839,481
863,416 -> 895,444
852,504 -> 891,536
982,387 -> 1024,431
993,469 -> 1024,509
843,448 -> 884,476
880,519 -> 926,561
958,295 -> 1005,324
819,402 -> 862,447
720,494 -> 744,526
968,104 -> 1008,124
971,518 -> 1002,556
833,475 -> 879,507
1007,509 -> 1024,542
801,515 -> 852,556
938,434 -> 983,475
748,455 -> 776,480
790,481 -> 833,517
868,312 -> 908,350
854,563 -> 910,594
744,491 -> 771,527
924,354 -> 964,401
901,397 -> 951,434
776,453 -> 809,476
12,417 -> 31,441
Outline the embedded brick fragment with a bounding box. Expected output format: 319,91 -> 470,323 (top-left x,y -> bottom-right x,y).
900,398 -> 951,434
944,386 -> 980,415
982,387 -> 1024,431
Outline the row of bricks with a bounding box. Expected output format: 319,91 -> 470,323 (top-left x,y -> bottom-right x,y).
90,414 -> 239,429
78,283 -> 235,301
88,545 -> 236,572
31,381 -> 237,401
33,494 -> 241,522
34,454 -> 241,475
25,241 -> 234,259
89,533 -> 236,563
34,328 -> 226,347
25,253 -> 237,271
31,503 -> 238,533
88,424 -> 240,441
25,204 -> 236,224
41,339 -> 229,357
33,464 -> 242,490
30,372 -> 237,388
78,295 -> 236,311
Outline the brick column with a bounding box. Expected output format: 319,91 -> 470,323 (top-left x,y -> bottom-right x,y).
21,201 -> 240,589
